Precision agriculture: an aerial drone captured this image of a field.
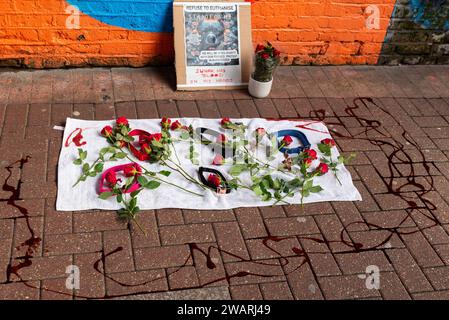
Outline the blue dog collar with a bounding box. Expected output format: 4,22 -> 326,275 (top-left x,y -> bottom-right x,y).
276,129 -> 311,154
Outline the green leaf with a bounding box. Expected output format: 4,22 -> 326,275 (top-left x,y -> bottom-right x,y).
137,176 -> 148,186
131,190 -> 141,198
304,180 -> 313,190
310,186 -> 323,193
78,149 -> 87,161
180,132 -> 190,140
273,179 -> 282,190
252,184 -> 264,196
262,192 -> 272,201
98,192 -> 114,200
318,143 -> 331,156
82,163 -> 90,173
88,171 -> 97,177
288,178 -> 301,188
73,159 -> 82,165
94,163 -> 104,172
124,177 -> 134,190
115,152 -> 127,159
117,194 -> 123,203
230,164 -> 247,176
121,126 -> 128,136
129,197 -> 137,210
152,140 -> 164,148
145,180 -> 161,189
159,170 -> 171,177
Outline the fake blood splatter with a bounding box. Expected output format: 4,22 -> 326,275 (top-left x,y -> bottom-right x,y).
6,97 -> 447,298
65,128 -> 86,147
0,156 -> 42,282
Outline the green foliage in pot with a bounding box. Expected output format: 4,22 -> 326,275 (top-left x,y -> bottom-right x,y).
252,42 -> 281,83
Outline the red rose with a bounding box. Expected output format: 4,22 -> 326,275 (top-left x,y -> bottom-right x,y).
255,127 -> 266,137
221,117 -> 231,127
212,154 -> 224,166
282,135 -> 293,146
170,120 -> 182,131
217,134 -> 227,143
261,52 -> 270,60
123,163 -> 142,177
105,171 -> 118,186
140,142 -> 152,154
273,49 -> 281,57
208,174 -> 221,187
150,133 -> 162,142
161,117 -> 171,129
315,163 -> 329,175
303,149 -> 317,160
321,138 -> 336,147
101,126 -> 113,137
255,43 -> 265,52
116,117 -> 128,127
303,158 -> 313,168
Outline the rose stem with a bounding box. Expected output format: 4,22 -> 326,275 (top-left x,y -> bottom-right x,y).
72,156 -> 101,187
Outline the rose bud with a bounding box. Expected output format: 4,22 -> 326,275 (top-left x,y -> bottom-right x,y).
221,117 -> 231,128
140,142 -> 152,154
116,117 -> 128,127
212,154 -> 224,166
161,117 -> 171,129
118,141 -> 126,148
217,134 -> 227,143
170,120 -> 182,131
261,52 -> 270,59
208,174 -> 221,188
273,49 -> 281,57
255,43 -> 265,52
281,135 -> 293,146
303,158 -> 313,168
105,171 -> 118,186
124,163 -> 142,177
101,126 -> 113,137
255,127 -> 266,137
150,133 -> 162,142
303,149 -> 317,160
315,163 -> 329,176
321,138 -> 336,147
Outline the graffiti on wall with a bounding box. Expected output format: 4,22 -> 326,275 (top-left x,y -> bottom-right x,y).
379,0 -> 449,64
66,0 -> 174,32
409,0 -> 449,30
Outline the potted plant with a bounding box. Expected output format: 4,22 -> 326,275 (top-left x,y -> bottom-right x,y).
248,42 -> 281,98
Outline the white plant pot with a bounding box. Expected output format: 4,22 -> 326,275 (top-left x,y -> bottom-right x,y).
248,76 -> 273,98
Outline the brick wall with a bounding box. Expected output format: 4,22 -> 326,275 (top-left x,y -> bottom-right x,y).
379,0 -> 449,64
0,0 -> 447,68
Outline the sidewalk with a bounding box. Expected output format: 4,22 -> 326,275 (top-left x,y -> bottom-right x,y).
1,66 -> 449,300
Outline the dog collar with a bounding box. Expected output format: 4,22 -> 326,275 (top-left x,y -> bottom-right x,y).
198,167 -> 231,194
276,129 -> 311,154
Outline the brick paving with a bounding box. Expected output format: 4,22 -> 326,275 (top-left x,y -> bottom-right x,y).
0,65 -> 449,300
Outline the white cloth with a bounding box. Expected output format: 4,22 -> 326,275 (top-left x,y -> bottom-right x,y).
56,118 -> 361,211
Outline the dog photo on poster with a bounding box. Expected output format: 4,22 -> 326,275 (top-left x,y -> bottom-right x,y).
183,3 -> 242,87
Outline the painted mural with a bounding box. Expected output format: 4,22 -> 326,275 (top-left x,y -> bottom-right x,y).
67,0 -> 174,32
379,0 -> 449,64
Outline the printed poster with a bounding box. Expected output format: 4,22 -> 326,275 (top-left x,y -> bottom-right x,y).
183,2 -> 242,87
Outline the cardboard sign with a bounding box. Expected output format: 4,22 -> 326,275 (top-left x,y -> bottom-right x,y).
173,0 -> 252,90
